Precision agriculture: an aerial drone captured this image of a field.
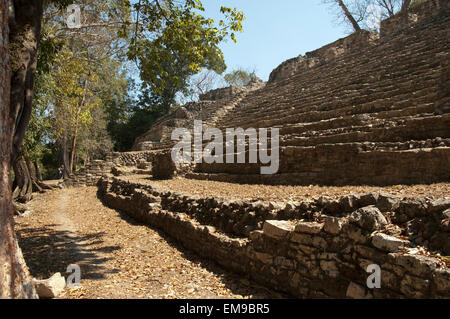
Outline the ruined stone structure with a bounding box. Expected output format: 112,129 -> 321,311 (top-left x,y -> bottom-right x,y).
63,151 -> 155,187
98,176 -> 450,298
132,78 -> 265,152
63,0 -> 450,298
123,0 -> 450,186
190,0 -> 450,186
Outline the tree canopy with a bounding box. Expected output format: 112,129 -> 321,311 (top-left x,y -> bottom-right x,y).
22,0 -> 245,180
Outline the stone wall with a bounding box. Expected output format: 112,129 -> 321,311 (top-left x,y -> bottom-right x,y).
193,138 -> 450,186
63,158 -> 115,187
381,0 -> 449,38
270,0 -> 449,83
98,176 -> 450,298
64,151 -> 157,187
268,30 -> 378,83
193,1 -> 450,186
132,80 -> 266,152
199,86 -> 246,101
115,151 -> 155,166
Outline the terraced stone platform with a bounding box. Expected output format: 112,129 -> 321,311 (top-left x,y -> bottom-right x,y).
97,174 -> 450,298
130,1 -> 450,186
191,2 -> 450,185
63,0 -> 450,299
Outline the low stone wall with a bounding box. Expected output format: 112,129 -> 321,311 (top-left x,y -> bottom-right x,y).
64,158 -> 115,187
115,151 -> 155,166
98,176 -> 450,298
63,151 -> 157,187
194,144 -> 450,186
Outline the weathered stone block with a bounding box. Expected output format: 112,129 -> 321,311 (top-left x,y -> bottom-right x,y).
358,193 -> 379,207
372,233 -> 409,252
152,151 -> 176,179
290,232 -> 313,245
376,193 -> 400,212
400,274 -> 430,298
350,206 -> 388,231
294,221 -> 324,234
339,194 -> 360,213
432,268 -> 450,295
263,220 -> 295,239
33,273 -> 66,299
324,216 -> 347,234
346,282 -> 372,299
389,253 -> 439,277
428,198 -> 450,214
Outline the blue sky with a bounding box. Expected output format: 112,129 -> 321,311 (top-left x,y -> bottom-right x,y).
202,0 -> 348,81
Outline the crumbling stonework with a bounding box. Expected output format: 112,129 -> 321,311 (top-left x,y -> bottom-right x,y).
132,80 -> 265,152
190,1 -> 450,186
64,151 -> 155,187
268,30 -> 379,83
63,157 -> 115,187
63,1 -> 450,299
98,176 -> 450,298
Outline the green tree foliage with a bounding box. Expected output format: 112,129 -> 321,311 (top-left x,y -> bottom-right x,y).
224,68 -> 258,87
107,86 -> 168,152
127,1 -> 244,94
25,0 -> 245,179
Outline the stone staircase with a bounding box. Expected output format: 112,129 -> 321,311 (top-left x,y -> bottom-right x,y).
132,80 -> 265,152
189,1 -> 450,186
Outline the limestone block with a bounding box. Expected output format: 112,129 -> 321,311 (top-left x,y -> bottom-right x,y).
389,253 -> 439,277
339,194 -> 360,213
432,268 -> 450,295
33,273 -> 66,299
376,193 -> 400,212
152,151 -> 177,179
263,220 -> 295,239
346,282 -> 372,299
400,274 -> 430,298
295,221 -> 324,234
429,198 -> 450,214
350,206 -> 388,231
372,233 -> 409,252
358,193 -> 379,207
324,216 -> 347,235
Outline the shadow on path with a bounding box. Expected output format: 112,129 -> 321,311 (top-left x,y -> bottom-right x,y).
17,225 -> 121,280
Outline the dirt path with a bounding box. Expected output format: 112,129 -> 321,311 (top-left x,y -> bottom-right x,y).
14,187 -> 284,299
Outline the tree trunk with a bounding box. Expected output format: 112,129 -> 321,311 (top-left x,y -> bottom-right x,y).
23,148 -> 47,192
34,159 -> 42,181
12,150 -> 33,203
336,0 -> 361,32
0,0 -> 37,298
68,77 -> 88,174
69,128 -> 78,174
400,0 -> 411,24
58,133 -> 71,178
9,0 -> 44,180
